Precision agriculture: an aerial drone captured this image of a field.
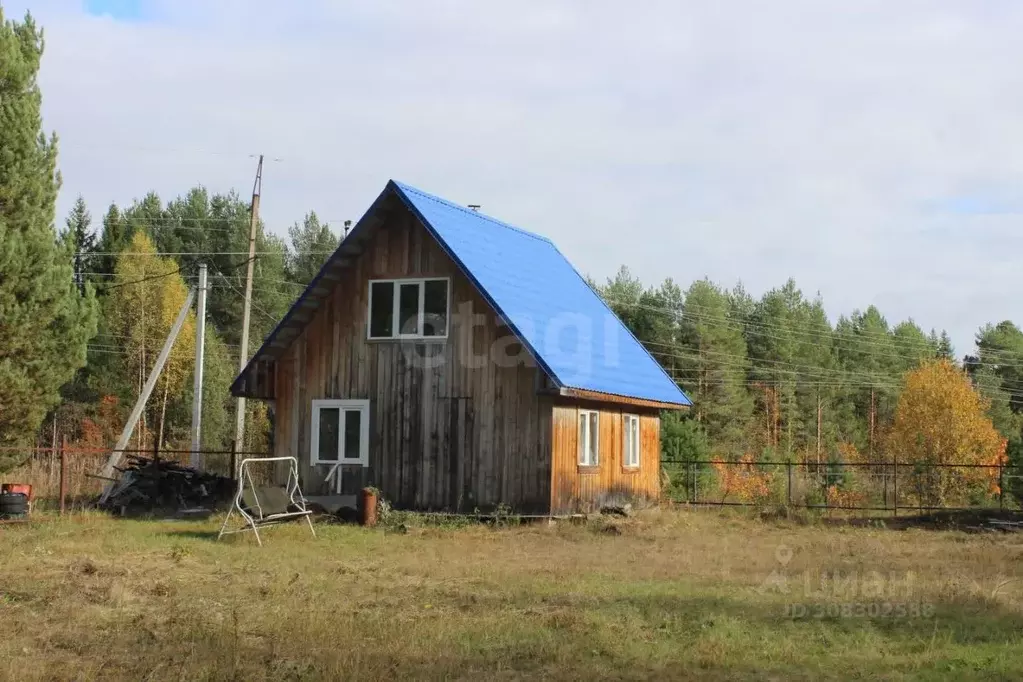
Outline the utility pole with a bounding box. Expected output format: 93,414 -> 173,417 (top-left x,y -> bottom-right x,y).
190,263 -> 208,469
234,154 -> 263,456
99,289 -> 196,498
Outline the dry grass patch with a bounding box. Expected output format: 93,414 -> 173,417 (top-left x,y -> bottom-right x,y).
0,509 -> 1021,680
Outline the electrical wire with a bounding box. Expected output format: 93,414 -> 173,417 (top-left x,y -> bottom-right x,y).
603,295 -> 1023,371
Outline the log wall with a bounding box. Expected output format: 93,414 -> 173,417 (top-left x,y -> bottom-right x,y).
271,197 -> 553,513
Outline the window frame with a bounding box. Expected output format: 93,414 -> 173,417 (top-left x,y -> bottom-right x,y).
623,413 -> 641,470
310,399 -> 370,467
367,277 -> 451,341
578,409 -> 600,468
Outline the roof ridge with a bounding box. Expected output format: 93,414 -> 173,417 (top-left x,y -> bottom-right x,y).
393,180 -> 553,245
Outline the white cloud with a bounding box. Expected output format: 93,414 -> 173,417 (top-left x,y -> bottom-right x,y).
12,0 -> 1023,354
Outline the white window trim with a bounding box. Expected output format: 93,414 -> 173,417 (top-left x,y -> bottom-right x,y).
310,399 -> 370,467
578,409 -> 600,467
623,414 -> 641,469
367,277 -> 451,341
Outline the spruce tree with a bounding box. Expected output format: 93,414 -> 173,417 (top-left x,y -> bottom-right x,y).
0,10 -> 97,466
61,195 -> 95,294
94,203 -> 129,287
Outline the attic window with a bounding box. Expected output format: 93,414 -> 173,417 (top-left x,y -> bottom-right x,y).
368,278 -> 450,340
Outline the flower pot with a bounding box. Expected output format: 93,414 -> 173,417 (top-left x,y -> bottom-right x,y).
358,488 -> 378,527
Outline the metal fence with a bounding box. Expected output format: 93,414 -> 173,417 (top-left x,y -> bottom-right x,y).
662,458 -> 1023,514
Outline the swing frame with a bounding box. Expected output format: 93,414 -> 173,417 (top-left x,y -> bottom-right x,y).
217,456 -> 316,546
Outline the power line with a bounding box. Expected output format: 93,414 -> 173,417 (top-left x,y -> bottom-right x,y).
86,251 -> 327,257
86,216 -> 351,227
649,344 -> 1023,398
646,335 -> 1023,392
91,334 -> 241,349
605,295 -> 933,354
59,141 -> 265,158
92,253 -> 259,290
211,266 -> 280,327
604,295 -> 1023,370
104,266 -> 183,290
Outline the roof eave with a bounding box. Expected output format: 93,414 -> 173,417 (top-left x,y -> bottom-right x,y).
228,183 -> 399,396
556,387 -> 691,411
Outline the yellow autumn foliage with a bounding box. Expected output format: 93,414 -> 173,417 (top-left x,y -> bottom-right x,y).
106,232 -> 196,392
714,454 -> 774,504
104,233 -> 196,447
888,359 -> 1007,506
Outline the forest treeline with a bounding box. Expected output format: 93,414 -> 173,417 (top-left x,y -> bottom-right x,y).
54,193 -> 340,460
594,268 -> 1023,470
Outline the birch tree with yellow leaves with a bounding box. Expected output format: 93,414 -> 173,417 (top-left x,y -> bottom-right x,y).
103,232 -> 195,452
888,359 -> 1007,507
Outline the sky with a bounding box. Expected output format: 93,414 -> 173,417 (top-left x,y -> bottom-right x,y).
10,0 -> 1023,355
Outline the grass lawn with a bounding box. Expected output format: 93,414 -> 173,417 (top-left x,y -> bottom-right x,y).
1,508 -> 1022,681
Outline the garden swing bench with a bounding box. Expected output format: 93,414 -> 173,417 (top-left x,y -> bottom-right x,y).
217,456 -> 316,546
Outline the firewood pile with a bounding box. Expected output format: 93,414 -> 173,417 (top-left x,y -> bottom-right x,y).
98,456 -> 235,517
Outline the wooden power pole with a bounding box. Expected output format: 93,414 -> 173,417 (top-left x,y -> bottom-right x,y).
234,155 -> 263,457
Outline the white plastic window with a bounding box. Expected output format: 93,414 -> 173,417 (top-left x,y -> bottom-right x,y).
311,399 -> 370,467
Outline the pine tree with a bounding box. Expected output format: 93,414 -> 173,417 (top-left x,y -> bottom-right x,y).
833,307 -> 896,456
142,186 -> 292,348
972,321 -> 1023,414
599,266 -> 648,334
677,279 -> 754,451
0,10 -> 97,466
288,211 -> 339,284
792,295 -> 836,464
744,280 -> 810,458
891,321 -> 930,368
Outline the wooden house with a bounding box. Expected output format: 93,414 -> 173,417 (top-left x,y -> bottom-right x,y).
230,181 -> 691,515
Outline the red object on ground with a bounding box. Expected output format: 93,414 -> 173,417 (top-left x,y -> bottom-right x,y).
2,483 -> 32,501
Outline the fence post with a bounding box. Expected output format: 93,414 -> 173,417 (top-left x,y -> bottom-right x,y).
230,441 -> 239,481
787,461 -> 793,506
999,462 -> 1004,511
893,458 -> 898,518
59,435 -> 68,516
689,461 -> 696,503
883,462 -> 888,511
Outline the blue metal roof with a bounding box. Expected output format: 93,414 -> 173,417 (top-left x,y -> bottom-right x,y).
231,180 -> 691,407
392,181 -> 691,407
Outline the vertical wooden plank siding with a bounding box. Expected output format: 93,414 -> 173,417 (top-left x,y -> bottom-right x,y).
270,198 -> 552,513
549,402 -> 661,515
